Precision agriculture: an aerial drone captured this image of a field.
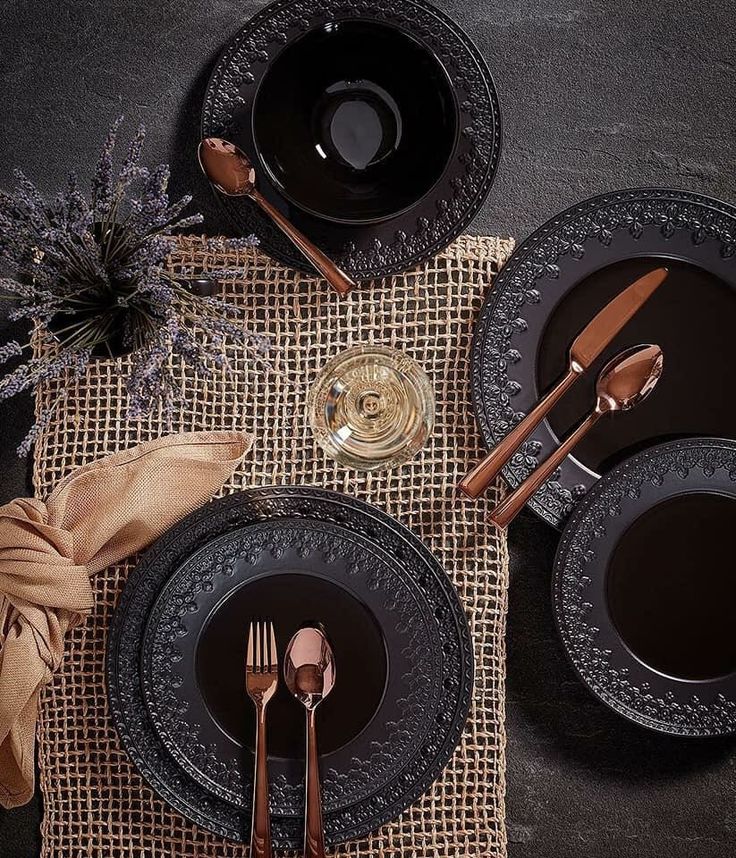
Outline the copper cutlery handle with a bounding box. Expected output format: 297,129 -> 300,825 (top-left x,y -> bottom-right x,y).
458,365 -> 581,499
251,705 -> 272,858
490,408 -> 601,528
304,708 -> 326,858
250,188 -> 356,296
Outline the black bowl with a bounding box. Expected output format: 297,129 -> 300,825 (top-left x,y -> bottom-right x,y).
203,0 -> 501,278
252,20 -> 458,225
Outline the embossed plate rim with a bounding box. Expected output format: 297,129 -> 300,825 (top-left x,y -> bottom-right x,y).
141,516 -> 442,815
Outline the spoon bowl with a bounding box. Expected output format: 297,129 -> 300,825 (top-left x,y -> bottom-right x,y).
198,138 -> 256,196
198,137 -> 356,295
284,626 -> 336,710
595,343 -> 664,413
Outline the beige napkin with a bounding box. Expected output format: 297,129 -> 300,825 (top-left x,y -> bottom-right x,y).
0,429 -> 252,808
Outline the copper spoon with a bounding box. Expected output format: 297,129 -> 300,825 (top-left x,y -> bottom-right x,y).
490,343 -> 664,528
198,137 -> 356,296
284,626 -> 336,858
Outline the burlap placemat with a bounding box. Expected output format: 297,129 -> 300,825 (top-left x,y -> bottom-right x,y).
32,233 -> 515,858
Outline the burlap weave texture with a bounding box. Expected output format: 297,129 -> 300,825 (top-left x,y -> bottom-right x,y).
33,234 -> 514,858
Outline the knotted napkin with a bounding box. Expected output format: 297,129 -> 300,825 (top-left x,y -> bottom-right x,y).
0,429 -> 252,808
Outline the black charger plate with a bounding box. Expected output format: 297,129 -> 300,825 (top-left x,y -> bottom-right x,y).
553,438 -> 736,736
471,188 -> 736,528
107,487 -> 473,846
202,0 -> 501,279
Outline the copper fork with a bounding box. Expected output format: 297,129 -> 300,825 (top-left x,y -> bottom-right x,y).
246,621 -> 278,858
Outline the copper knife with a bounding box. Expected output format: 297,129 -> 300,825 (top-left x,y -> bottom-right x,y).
458,266 -> 669,499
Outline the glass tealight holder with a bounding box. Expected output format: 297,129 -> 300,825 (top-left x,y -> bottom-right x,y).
307,344 -> 435,471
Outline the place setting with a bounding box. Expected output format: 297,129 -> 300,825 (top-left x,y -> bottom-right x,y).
200,0 -> 502,279
0,0 -> 735,857
468,189 -> 736,527
109,485 -> 474,848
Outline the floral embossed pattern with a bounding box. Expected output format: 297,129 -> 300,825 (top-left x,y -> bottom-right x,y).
471,189 -> 736,528
552,438 -> 736,736
201,0 -> 501,278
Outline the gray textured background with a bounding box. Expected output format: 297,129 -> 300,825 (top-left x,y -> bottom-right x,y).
0,0 -> 735,856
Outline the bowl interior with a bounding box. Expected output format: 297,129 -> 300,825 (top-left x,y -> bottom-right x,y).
252,20 -> 458,224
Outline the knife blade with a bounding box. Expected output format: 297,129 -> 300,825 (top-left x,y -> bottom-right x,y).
569,266 -> 668,369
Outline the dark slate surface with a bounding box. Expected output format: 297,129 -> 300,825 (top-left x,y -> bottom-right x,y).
0,1 -> 735,856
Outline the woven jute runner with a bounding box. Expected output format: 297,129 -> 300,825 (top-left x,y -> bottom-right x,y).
32,234 -> 514,858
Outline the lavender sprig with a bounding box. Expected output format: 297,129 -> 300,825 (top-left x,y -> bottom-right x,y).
0,118 -> 262,455
0,341 -> 23,364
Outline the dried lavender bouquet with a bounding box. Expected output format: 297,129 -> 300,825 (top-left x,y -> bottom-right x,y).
0,119 -> 264,455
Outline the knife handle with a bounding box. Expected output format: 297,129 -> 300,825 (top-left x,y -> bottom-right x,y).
458,365 -> 581,499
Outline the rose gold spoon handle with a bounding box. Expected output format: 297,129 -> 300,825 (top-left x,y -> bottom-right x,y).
458,365 -> 580,498
490,409 -> 601,528
250,188 -> 354,296
283,627 -> 335,858
304,708 -> 325,858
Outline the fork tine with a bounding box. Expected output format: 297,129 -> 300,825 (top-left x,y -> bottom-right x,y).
269,622 -> 277,672
246,621 -> 254,672
257,620 -> 263,674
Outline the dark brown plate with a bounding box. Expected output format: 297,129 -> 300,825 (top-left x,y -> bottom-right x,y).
201,0 -> 501,278
553,438 -> 736,736
472,188 -> 736,528
142,519 -> 440,817
107,487 -> 473,846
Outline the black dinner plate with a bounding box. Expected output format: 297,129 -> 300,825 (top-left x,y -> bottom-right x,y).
471,188 -> 736,528
202,0 -> 501,279
553,438 -> 736,736
107,487 -> 473,846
